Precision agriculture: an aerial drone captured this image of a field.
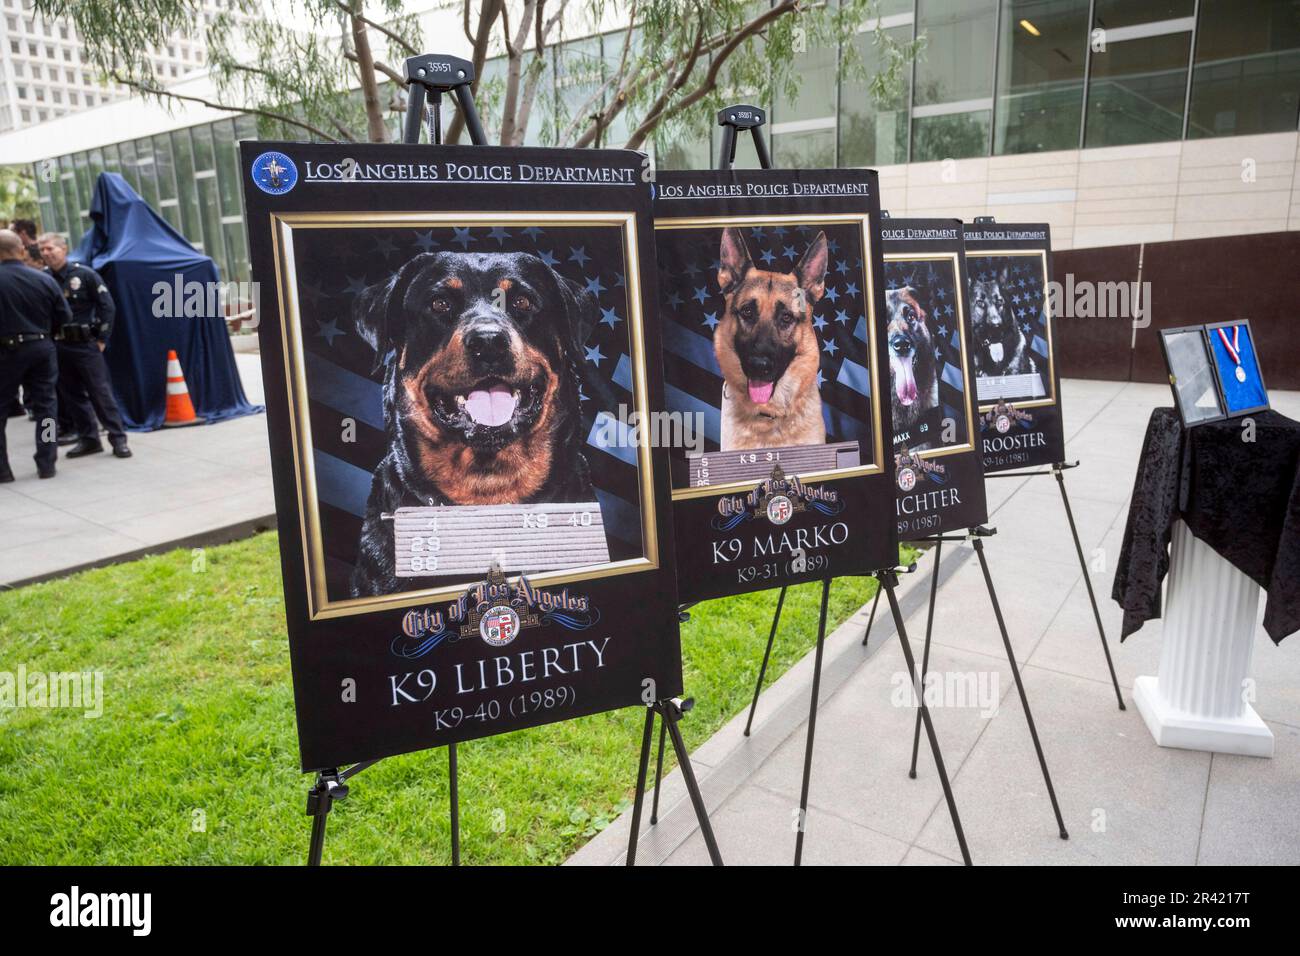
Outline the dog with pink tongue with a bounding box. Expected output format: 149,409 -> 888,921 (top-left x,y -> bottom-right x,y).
712,226 -> 829,452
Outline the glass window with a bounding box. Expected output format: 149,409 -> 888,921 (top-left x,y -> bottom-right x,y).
170,127 -> 203,247
116,139 -> 141,193
1092,0 -> 1192,31
772,0 -> 840,168
55,156 -> 77,238
71,150 -> 91,228
599,28 -> 643,149
212,118 -> 242,217
523,48 -> 557,147
190,123 -> 227,271
654,123 -> 712,171
153,133 -> 182,231
912,0 -> 998,159
1187,0 -> 1300,139
190,121 -> 216,171
133,137 -> 160,208
85,147 -> 104,188
34,167 -> 56,234
233,113 -> 258,143
994,0 -> 1090,154
553,36 -> 604,147
1084,2 -> 1194,147
474,54 -> 507,144
223,221 -> 250,283
841,22 -> 913,167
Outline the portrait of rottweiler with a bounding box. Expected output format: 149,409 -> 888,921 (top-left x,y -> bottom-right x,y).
971,266 -> 1036,380
885,286 -> 940,452
349,249 -> 599,597
714,227 -> 828,451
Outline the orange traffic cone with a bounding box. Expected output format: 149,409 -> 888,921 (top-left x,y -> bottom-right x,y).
163,350 -> 205,427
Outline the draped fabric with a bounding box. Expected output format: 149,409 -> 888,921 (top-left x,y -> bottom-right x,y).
1112,407 -> 1300,643
73,173 -> 261,430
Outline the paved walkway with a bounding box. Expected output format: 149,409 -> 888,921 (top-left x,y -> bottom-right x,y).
570,379 -> 1300,866
0,348 -> 272,587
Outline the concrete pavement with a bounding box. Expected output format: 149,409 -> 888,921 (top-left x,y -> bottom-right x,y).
0,348 -> 272,587
570,379 -> 1300,866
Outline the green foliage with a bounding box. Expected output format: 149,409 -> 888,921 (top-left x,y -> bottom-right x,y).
0,532 -> 909,864
36,0 -> 919,151
0,166 -> 39,223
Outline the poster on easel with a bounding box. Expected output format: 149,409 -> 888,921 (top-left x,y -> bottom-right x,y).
653,169 -> 896,604
962,221 -> 1065,472
881,218 -> 988,538
241,141 -> 682,770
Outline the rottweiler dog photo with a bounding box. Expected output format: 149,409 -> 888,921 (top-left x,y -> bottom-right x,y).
349,250 -> 599,597
714,226 -> 828,451
970,265 -> 1037,382
885,286 -> 940,452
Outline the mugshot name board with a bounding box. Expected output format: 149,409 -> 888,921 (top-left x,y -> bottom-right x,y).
241,142 -> 682,771
654,169 -> 896,604
881,219 -> 988,538
962,221 -> 1065,472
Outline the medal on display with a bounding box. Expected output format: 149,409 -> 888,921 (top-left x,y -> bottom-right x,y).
1218,326 -> 1247,383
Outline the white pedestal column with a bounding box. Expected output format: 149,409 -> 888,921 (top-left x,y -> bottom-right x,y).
1134,520 -> 1274,758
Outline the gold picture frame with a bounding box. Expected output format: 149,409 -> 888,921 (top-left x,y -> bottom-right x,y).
654,212 -> 886,501
882,250 -> 977,461
969,248 -> 1057,413
269,210 -> 660,621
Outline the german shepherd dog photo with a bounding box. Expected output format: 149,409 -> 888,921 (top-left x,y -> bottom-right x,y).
971,266 -> 1036,380
885,286 -> 940,452
714,227 -> 828,450
349,250 -> 598,597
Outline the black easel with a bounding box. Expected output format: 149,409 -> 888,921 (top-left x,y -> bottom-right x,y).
987,461 -> 1125,709
305,55 -> 487,868
627,696 -> 724,866
401,53 -> 488,147
970,214 -> 1123,710
893,527 -> 1069,841
717,104 -> 772,170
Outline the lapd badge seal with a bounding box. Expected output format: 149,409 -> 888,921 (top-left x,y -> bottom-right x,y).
251,151 -> 299,196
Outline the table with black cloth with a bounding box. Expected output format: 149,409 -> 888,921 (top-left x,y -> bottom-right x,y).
1113,407 -> 1300,644
1111,407 -> 1299,756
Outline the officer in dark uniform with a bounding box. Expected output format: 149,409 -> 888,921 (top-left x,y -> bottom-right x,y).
0,228 -> 68,481
37,233 -> 132,459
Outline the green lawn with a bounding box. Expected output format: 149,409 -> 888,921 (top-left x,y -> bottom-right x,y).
0,532 -> 894,865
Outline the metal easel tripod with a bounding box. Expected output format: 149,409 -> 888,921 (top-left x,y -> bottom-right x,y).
893,526 -> 1069,842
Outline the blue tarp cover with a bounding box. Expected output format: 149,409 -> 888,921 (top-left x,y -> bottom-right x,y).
73,172 -> 261,430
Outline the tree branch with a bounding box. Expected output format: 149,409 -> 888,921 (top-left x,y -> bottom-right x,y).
625,0 -> 800,149
447,0 -> 501,144
560,1 -> 637,147
109,70 -> 349,142
329,0 -> 417,58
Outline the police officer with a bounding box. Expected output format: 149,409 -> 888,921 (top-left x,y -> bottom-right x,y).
37,233 -> 132,459
0,228 -> 68,481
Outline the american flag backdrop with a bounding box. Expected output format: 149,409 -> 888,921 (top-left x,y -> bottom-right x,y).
288,224 -> 647,601
883,257 -> 970,453
654,221 -> 878,483
968,253 -> 1052,402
